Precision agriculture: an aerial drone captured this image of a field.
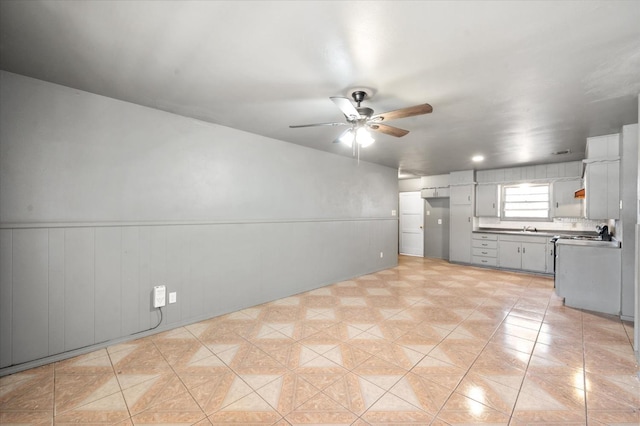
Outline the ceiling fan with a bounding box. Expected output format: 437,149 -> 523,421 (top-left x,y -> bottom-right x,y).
289,90 -> 433,150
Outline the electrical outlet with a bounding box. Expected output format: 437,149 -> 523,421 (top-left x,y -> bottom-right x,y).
153,285 -> 166,308
169,292 -> 177,304
391,210 -> 397,216
380,252 -> 384,258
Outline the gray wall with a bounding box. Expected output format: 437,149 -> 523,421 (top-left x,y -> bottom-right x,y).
0,72 -> 399,373
423,198 -> 450,260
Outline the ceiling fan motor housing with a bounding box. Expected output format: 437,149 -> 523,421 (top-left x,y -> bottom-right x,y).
356,107 -> 373,118
352,90 -> 367,105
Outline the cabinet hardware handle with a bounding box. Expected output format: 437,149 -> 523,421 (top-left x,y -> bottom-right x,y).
556,202 -> 559,208
523,247 -> 526,253
482,243 -> 488,246
482,251 -> 487,254
482,260 -> 487,263
492,203 -> 495,208
517,247 -> 520,253
468,217 -> 470,222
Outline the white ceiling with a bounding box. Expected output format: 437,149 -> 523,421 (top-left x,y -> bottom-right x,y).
1,1 -> 639,177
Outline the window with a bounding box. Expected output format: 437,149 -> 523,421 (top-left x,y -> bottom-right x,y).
502,183 -> 550,219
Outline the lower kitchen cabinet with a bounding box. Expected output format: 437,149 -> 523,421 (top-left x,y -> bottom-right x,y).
521,242 -> 547,271
555,242 -> 621,315
498,241 -> 521,269
498,235 -> 548,273
471,233 -> 498,266
545,240 -> 555,274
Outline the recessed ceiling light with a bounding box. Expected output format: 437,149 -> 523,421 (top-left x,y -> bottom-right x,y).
472,155 -> 484,162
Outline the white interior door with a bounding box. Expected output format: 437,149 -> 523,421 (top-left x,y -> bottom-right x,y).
399,192 -> 424,256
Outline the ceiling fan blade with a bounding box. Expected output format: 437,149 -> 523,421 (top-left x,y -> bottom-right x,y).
333,128 -> 352,144
330,97 -> 360,120
371,103 -> 433,122
368,123 -> 410,137
289,122 -> 347,128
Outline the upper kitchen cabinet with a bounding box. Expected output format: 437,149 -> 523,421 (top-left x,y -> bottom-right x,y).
552,179 -> 583,218
420,174 -> 450,198
421,187 -> 450,198
449,170 -> 475,185
583,134 -> 620,220
450,185 -> 473,205
585,134 -> 619,158
584,160 -> 620,219
476,184 -> 499,217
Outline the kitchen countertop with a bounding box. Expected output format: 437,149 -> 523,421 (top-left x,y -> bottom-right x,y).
473,228 -> 599,238
555,238 -> 621,248
473,228 -> 620,247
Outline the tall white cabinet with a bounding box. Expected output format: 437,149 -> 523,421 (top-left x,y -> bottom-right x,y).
449,170 -> 475,263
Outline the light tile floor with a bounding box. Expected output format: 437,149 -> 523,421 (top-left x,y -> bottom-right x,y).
1,256 -> 638,425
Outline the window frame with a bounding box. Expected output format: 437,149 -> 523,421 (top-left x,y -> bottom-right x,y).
500,183 -> 551,221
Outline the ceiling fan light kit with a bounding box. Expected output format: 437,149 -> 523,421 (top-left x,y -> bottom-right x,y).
289,90 -> 433,158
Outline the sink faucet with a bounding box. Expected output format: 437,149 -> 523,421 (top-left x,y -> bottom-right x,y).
523,225 -> 537,232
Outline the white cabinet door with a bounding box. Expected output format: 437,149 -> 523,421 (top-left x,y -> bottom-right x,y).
449,204 -> 472,263
522,242 -> 546,272
553,179 -> 583,218
585,161 -> 620,219
476,184 -> 499,217
499,241 -> 521,269
399,192 -> 424,256
435,187 -> 450,198
545,241 -> 555,274
450,185 -> 473,205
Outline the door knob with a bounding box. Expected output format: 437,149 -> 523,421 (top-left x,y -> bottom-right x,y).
419,225 -> 423,229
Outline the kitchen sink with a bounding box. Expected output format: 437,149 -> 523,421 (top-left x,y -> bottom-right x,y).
569,235 -> 602,241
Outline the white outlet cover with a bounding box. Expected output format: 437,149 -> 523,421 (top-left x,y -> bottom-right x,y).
153,285 -> 166,308
391,210 -> 397,216
169,292 -> 177,304
437,219 -> 442,224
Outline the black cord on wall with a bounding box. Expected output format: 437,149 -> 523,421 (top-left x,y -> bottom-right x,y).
132,307 -> 163,336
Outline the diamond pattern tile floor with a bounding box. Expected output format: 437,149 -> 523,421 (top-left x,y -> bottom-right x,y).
1,255 -> 638,425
